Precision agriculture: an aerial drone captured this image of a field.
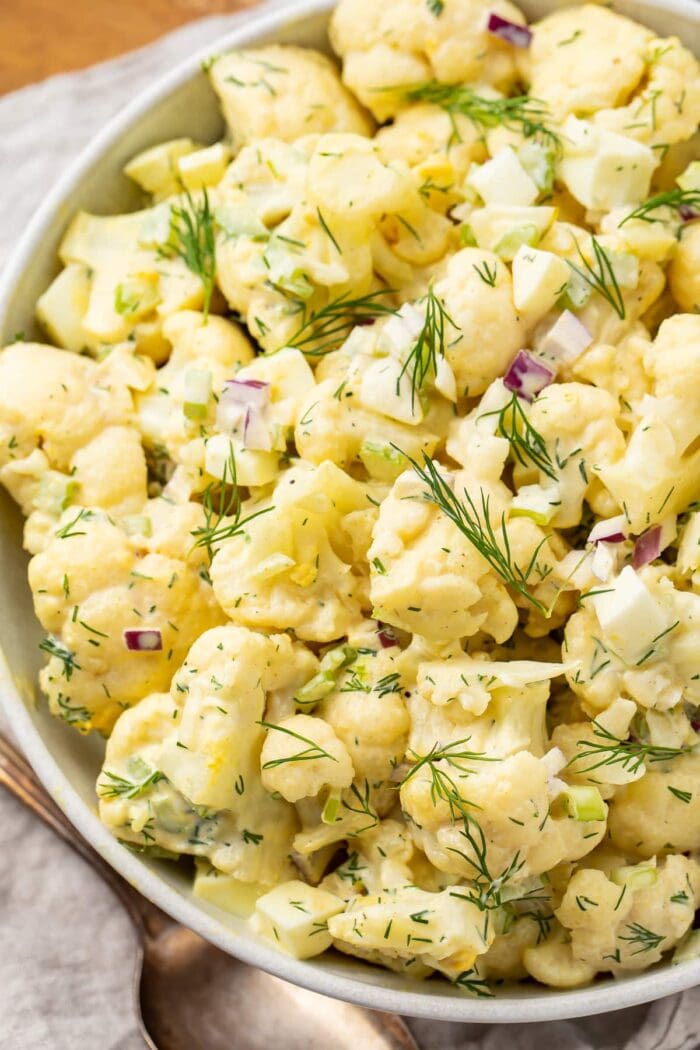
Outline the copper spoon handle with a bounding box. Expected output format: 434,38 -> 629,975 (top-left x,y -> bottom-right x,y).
0,731 -> 168,935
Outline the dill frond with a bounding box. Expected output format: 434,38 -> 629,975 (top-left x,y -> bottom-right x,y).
401,450 -> 550,613
568,236 -> 626,319
286,289 -> 399,357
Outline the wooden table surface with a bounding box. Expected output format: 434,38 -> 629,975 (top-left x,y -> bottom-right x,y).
1,0 -> 257,96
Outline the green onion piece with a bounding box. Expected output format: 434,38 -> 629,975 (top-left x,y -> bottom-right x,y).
319,646 -> 356,674
494,224 -> 540,262
321,794 -> 341,825
611,863 -> 657,890
560,785 -> 606,821
294,671 -> 337,707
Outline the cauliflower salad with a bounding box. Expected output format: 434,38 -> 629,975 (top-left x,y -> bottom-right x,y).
2,0 -> 700,996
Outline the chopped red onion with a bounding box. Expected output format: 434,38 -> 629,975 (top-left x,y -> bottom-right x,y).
539,311 -> 593,366
123,628 -> 162,652
377,623 -> 399,649
503,350 -> 555,401
633,525 -> 662,569
691,720 -> 700,733
243,405 -> 272,452
224,378 -> 270,407
679,205 -> 699,223
485,11 -> 532,47
588,514 -> 628,544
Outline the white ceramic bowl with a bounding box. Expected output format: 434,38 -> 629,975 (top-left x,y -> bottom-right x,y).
1,0 -> 698,1023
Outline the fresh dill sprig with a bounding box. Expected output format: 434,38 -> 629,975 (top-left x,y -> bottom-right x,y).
401,738 -> 497,797
472,260 -> 497,287
401,82 -> 561,151
620,922 -> 665,955
397,286 -> 460,410
619,187 -> 700,226
98,766 -> 164,800
191,444 -> 272,561
169,186 -> 216,321
452,969 -> 494,998
375,672 -> 402,697
339,668 -> 372,694
259,721 -> 338,768
481,393 -> 557,480
39,636 -> 81,680
402,739 -> 523,913
285,289 -> 399,357
401,450 -> 550,613
55,693 -> 91,727
570,721 -> 689,776
316,207 -> 342,254
341,779 -> 380,833
55,508 -> 95,539
568,237 -> 626,320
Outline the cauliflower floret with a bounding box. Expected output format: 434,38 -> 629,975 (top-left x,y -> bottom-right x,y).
317,647 -> 410,782
307,133 -> 415,222
669,224 -> 700,313
417,655 -> 569,716
260,714 -> 354,803
593,37 -> 700,148
523,926 -> 597,988
402,749 -> 605,885
70,426 -> 147,516
330,0 -> 527,120
368,470 -> 518,644
525,382 -> 625,528
211,461 -> 368,642
405,673 -> 549,762
375,105 -> 486,211
646,313 -> 700,405
432,249 -> 525,398
0,342 -> 144,475
329,885 -> 494,974
208,46 -> 372,149
28,512 -> 223,733
523,5 -> 653,122
597,316 -> 700,529
608,753 -> 700,857
570,324 -> 653,412
601,398 -> 700,533
218,138 -> 311,226
97,646 -> 300,886
157,625 -> 317,811
556,856 -> 700,974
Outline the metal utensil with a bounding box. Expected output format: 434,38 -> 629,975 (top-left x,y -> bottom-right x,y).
0,732 -> 418,1050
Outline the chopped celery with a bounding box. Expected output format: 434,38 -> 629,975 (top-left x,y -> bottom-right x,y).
183,369 -> 213,420
359,440 -> 405,482
494,224 -> 540,262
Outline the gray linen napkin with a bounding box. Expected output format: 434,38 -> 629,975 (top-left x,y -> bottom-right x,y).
0,9 -> 698,1048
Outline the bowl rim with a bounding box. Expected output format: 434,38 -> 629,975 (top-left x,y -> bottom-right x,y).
1,0 -> 699,1023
